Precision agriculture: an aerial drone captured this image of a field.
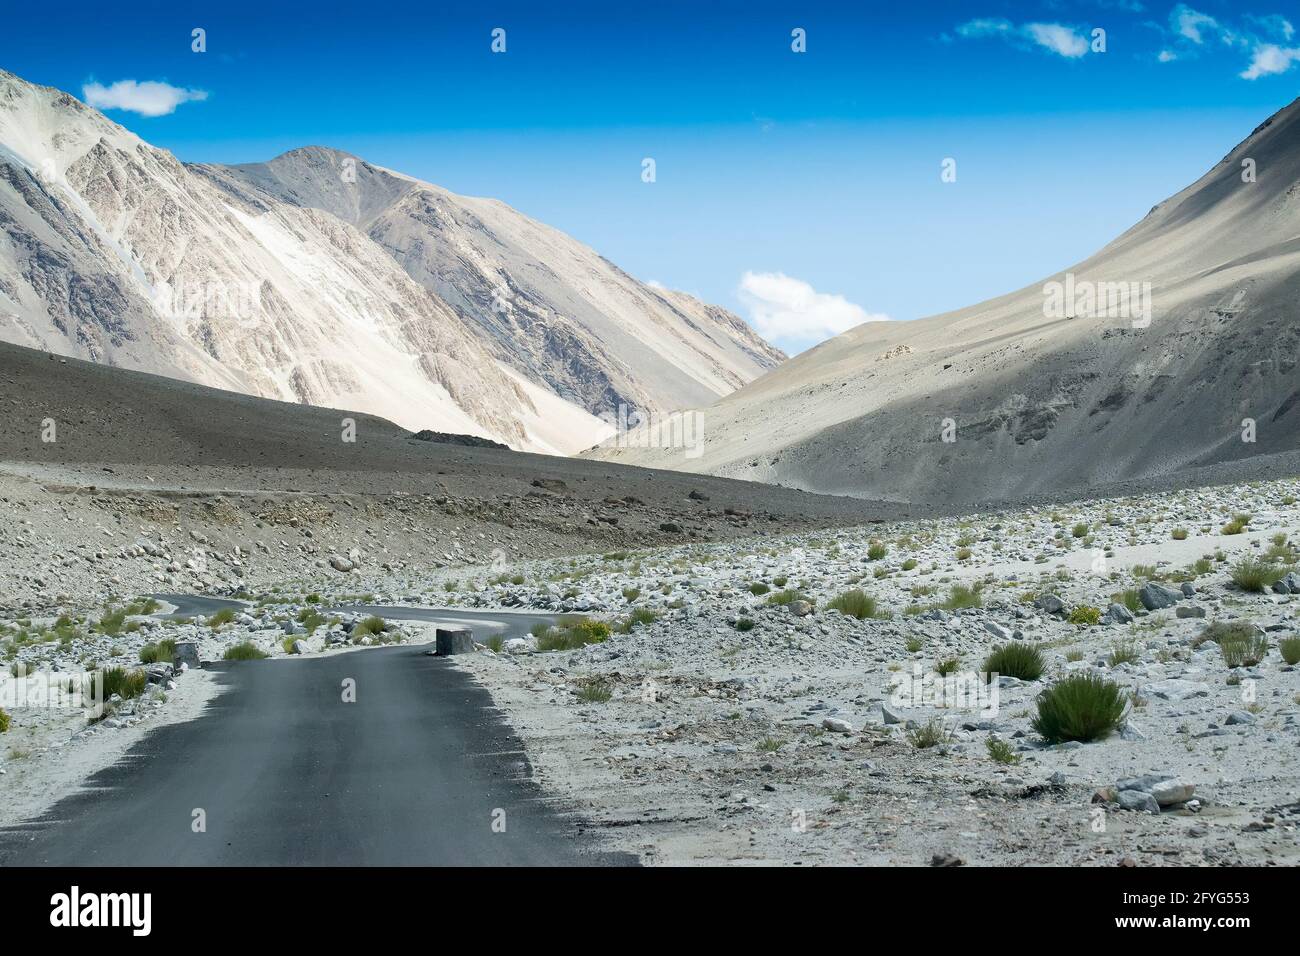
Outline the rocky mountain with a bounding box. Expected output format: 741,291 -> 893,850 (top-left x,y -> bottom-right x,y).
592,98 -> 1300,503
0,69 -> 781,454
198,147 -> 783,446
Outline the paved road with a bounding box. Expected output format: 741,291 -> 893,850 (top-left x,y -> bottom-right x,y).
0,599 -> 633,866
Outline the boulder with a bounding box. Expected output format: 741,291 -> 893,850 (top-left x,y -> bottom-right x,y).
1103,602 -> 1135,624
1149,779 -> 1195,807
143,663 -> 174,684
171,642 -> 200,670
821,716 -> 854,734
1034,594 -> 1067,615
436,628 -> 475,656
1138,582 -> 1182,610
984,621 -> 1012,640
1146,679 -> 1210,701
1175,605 -> 1206,619
1117,789 -> 1161,814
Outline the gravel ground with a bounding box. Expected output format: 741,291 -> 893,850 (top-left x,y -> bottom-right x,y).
3,456 -> 1298,865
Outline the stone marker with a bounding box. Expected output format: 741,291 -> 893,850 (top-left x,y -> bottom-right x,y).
436,628 -> 474,656
172,641 -> 201,669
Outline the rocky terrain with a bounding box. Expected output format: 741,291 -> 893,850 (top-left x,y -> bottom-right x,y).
594,96 -> 1300,504
4,445 -> 1297,864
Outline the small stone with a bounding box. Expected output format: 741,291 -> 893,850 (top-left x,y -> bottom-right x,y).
1148,779 -> 1195,807
1117,790 -> 1161,814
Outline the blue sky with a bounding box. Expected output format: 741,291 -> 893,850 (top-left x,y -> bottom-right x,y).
3,0 -> 1299,353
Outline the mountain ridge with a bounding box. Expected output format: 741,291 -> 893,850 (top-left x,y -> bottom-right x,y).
589,97 -> 1300,502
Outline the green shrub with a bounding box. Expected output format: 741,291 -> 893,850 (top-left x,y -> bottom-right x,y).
1171,528 -> 1188,540
1279,636 -> 1300,666
484,634 -> 504,653
0,708 -> 9,733
576,678 -> 612,703
1193,620 -> 1253,648
985,737 -> 1019,764
1111,589 -> 1142,613
955,547 -> 972,561
1069,605 -> 1101,626
733,617 -> 755,632
96,608 -> 128,636
222,642 -> 269,661
139,638 -> 177,665
98,666 -> 148,700
618,607 -> 659,632
867,542 -> 888,561
1230,556 -> 1276,592
983,642 -> 1044,681
907,718 -> 950,749
125,597 -> 161,616
766,589 -> 812,608
536,617 -> 611,651
943,584 -> 982,610
826,589 -> 877,620
1031,674 -> 1127,743
1108,639 -> 1140,666
748,582 -> 770,595
1071,523 -> 1088,538
281,636 -> 299,654
207,608 -> 237,629
1219,632 -> 1268,668
901,558 -> 918,571
353,615 -> 386,638
935,657 -> 960,676
297,608 -> 328,632
621,587 -> 641,602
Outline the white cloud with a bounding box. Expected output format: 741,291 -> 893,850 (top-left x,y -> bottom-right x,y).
82,79 -> 208,117
955,18 -> 1090,59
738,271 -> 887,345
1157,49 -> 1179,62
1246,14 -> 1295,40
1172,4 -> 1219,44
1240,43 -> 1300,79
1025,23 -> 1090,58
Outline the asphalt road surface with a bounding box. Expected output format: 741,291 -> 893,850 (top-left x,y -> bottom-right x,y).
0,599 -> 634,866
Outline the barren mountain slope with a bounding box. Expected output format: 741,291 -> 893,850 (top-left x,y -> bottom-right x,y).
0,69 -> 781,456
592,100 -> 1300,503
0,69 -> 542,447
201,147 -> 785,425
